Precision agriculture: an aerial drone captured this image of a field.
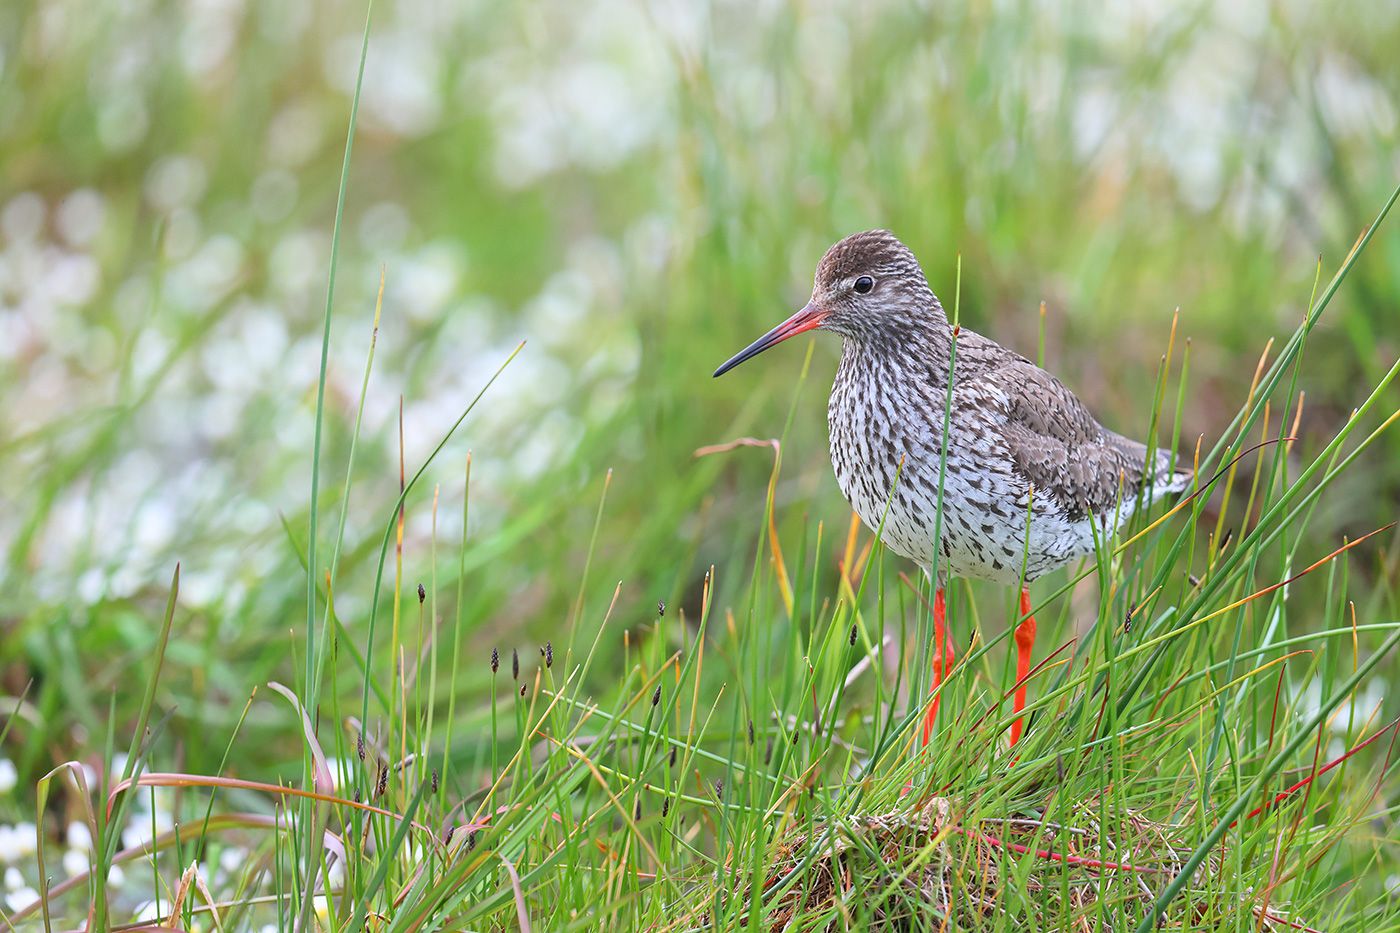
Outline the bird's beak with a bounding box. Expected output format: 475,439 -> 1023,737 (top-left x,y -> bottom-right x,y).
712,302 -> 826,377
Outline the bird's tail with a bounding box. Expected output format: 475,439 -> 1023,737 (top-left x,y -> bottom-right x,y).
1148,447 -> 1193,500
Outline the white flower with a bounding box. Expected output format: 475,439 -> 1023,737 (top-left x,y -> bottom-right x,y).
0,759 -> 16,794
218,845 -> 246,875
134,899 -> 164,922
0,823 -> 36,863
62,848 -> 89,878
66,821 -> 93,852
55,189 -> 106,248
5,886 -> 39,913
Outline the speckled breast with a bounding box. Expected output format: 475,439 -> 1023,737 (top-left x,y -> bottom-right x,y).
826,365 -> 1120,585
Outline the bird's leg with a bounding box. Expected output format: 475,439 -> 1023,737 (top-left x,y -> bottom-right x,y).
1009,588 -> 1037,746
920,586 -> 948,747
943,593 -> 955,693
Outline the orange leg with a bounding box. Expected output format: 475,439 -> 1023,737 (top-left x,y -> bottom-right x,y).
1009,588 -> 1037,746
920,587 -> 950,747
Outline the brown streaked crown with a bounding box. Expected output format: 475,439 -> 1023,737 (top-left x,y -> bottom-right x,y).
815,229 -> 926,289
813,230 -> 947,342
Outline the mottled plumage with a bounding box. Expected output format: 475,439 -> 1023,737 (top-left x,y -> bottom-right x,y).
812,230 -> 1189,584
714,228 -> 1191,747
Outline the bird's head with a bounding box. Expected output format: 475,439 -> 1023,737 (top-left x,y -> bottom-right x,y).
713,229 -> 946,378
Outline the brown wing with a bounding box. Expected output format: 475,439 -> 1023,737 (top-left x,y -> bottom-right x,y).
991,359 -> 1161,522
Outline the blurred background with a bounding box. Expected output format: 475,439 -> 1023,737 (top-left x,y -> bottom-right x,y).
1,0 -> 1398,804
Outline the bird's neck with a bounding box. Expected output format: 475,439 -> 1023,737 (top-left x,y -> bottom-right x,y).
837,318 -> 954,389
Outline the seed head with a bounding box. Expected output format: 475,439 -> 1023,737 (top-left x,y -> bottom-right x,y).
491,647 -> 499,674
375,764 -> 389,798
747,720 -> 755,745
669,747 -> 677,768
633,799 -> 642,821
657,600 -> 666,617
848,624 -> 858,646
511,648 -> 519,680
544,641 -> 553,668
356,735 -> 366,761
661,798 -> 670,818
520,683 -> 527,697
651,684 -> 661,707
431,770 -> 439,795
417,583 -> 426,604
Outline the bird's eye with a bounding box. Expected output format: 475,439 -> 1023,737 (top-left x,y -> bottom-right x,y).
853,275 -> 875,294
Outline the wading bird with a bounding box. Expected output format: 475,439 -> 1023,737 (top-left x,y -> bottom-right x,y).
714,230 -> 1189,748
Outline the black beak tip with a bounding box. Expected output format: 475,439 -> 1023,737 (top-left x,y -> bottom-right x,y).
712,357 -> 740,378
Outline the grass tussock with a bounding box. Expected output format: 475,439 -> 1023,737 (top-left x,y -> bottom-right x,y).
754,796 -> 1251,931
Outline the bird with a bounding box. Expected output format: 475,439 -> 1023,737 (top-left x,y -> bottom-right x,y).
713,229 -> 1190,749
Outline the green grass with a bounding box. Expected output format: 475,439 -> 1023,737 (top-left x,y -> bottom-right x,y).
2,1 -> 1399,930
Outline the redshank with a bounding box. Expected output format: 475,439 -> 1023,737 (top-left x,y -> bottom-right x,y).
714,230 -> 1189,748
